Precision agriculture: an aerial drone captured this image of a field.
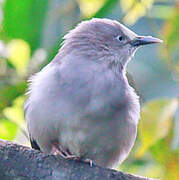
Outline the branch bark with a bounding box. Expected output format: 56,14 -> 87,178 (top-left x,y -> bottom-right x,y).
0,140 -> 155,180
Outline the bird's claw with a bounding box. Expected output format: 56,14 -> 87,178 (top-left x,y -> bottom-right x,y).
51,142 -> 93,167
65,155 -> 93,167
83,158 -> 93,167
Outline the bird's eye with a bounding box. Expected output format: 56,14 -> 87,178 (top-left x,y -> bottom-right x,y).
116,35 -> 125,42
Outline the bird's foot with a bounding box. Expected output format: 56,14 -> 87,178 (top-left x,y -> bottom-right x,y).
83,158 -> 93,167
64,155 -> 93,167
51,142 -> 93,167
64,154 -> 80,160
51,142 -> 68,158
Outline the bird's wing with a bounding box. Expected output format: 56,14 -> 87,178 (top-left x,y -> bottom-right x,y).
24,97 -> 39,150
29,135 -> 41,151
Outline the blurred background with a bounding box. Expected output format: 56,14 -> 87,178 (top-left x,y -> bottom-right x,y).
0,0 -> 178,179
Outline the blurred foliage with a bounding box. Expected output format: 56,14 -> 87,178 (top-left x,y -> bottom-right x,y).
0,118 -> 17,140
0,82 -> 27,112
137,99 -> 178,157
2,0 -> 49,52
0,0 -> 178,179
78,0 -> 106,17
162,4 -> 179,77
120,0 -> 154,25
7,39 -> 30,75
3,96 -> 26,129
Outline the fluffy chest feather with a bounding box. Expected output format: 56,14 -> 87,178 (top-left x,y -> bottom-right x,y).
25,61 -> 140,164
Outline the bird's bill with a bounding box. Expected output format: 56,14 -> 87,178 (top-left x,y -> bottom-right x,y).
131,36 -> 163,47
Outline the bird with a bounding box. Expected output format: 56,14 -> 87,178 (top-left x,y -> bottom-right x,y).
24,18 -> 162,168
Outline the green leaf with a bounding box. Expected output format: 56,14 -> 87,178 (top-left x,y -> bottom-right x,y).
7,39 -> 30,75
136,99 -> 178,157
161,6 -> 179,77
93,0 -> 119,18
3,96 -> 26,129
150,138 -> 179,180
164,8 -> 179,50
0,119 -> 18,140
120,0 -> 154,25
150,138 -> 171,165
2,0 -> 49,52
79,0 -> 118,19
0,82 -> 27,112
78,0 -> 106,18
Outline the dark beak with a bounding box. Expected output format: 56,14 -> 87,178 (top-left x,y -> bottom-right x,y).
131,36 -> 163,47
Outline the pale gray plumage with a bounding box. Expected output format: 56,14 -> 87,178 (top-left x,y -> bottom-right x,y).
25,18 -> 162,168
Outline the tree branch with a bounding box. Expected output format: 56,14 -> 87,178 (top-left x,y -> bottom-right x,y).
0,140 -> 155,180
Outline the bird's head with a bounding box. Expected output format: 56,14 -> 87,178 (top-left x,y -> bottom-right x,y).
60,18 -> 162,69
